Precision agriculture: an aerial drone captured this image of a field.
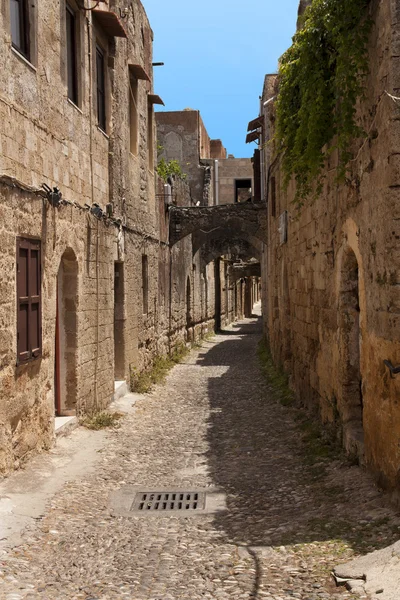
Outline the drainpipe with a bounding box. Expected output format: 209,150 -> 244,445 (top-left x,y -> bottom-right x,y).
214,159 -> 219,206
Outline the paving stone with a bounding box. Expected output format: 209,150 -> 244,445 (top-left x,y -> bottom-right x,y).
0,310 -> 399,599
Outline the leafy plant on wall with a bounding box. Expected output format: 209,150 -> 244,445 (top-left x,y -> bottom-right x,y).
275,0 -> 373,202
156,144 -> 187,181
156,158 -> 187,182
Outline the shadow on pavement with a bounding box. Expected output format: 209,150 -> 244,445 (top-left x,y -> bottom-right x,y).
198,315 -> 399,598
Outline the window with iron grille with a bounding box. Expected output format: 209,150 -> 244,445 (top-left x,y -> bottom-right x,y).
16,238 -> 42,365
66,4 -> 78,105
10,0 -> 29,59
96,45 -> 106,131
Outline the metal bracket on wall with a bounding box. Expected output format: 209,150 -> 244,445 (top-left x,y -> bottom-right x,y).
384,360 -> 400,379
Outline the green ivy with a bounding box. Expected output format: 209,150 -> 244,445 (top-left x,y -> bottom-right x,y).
275,0 -> 372,202
156,158 -> 187,181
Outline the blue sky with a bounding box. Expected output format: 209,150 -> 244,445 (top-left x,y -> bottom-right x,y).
143,0 -> 299,158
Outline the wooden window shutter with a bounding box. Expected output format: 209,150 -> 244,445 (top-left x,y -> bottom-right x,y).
16,238 -> 42,364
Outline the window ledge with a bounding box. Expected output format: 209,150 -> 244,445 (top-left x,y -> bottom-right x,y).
11,46 -> 36,72
97,126 -> 109,140
67,98 -> 83,114
16,354 -> 42,369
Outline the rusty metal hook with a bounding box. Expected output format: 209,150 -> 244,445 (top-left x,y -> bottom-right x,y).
384,360 -> 400,379
119,7 -> 129,19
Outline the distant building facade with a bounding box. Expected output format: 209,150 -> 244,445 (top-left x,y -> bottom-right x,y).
157,109 -> 261,328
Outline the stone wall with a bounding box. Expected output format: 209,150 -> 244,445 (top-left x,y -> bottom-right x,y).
210,139 -> 227,160
218,158 -> 254,205
261,0 -> 400,497
0,0 -> 231,475
0,0 -> 122,471
156,110 -> 215,206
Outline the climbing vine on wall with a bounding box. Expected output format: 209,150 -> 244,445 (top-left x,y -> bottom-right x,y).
275,0 -> 372,202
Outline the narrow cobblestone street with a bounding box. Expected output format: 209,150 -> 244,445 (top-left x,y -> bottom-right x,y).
1,308 -> 399,600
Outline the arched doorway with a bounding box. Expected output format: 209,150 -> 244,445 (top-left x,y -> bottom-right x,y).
339,247 -> 364,461
55,249 -> 78,416
214,259 -> 221,331
186,275 -> 192,336
281,263 -> 292,366
114,261 -> 126,380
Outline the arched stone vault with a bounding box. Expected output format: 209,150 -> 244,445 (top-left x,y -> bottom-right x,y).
229,262 -> 261,280
169,203 -> 268,247
197,236 -> 261,266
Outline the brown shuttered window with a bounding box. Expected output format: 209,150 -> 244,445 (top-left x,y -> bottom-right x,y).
16,238 -> 42,365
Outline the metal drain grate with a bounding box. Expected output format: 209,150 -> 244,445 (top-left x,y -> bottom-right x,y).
131,491 -> 206,512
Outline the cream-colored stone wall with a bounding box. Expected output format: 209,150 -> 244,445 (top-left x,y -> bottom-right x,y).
0,0 -> 231,476
218,158 -> 253,205
0,0 -> 121,472
262,0 -> 400,496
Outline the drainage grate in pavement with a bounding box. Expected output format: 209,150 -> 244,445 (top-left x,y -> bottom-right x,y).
131,491 -> 206,512
110,486 -> 225,518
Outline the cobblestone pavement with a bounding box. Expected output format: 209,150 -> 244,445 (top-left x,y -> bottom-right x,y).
1,309 -> 400,600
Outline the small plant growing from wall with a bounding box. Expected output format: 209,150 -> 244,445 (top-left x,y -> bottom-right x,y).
156,158 -> 187,182
275,0 -> 372,202
156,143 -> 187,181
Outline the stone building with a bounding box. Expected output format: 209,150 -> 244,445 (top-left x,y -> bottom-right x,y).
218,157 -> 254,205
0,0 -> 228,475
156,109 -> 217,206
157,109 -> 262,326
255,0 -> 400,499
156,110 -> 254,206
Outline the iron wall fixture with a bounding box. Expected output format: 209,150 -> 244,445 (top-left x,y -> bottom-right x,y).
90,203 -> 104,219
384,360 -> 400,379
42,184 -> 62,208
76,0 -> 100,10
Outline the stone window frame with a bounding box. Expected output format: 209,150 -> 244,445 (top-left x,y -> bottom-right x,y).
233,178 -> 252,204
8,0 -> 38,67
60,0 -> 84,109
129,72 -> 139,155
95,43 -> 106,131
91,23 -> 111,135
147,99 -> 154,173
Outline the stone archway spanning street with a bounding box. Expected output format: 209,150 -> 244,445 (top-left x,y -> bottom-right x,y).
168,203 -> 266,329
229,261 -> 261,280
197,236 -> 261,267
168,203 -> 268,247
